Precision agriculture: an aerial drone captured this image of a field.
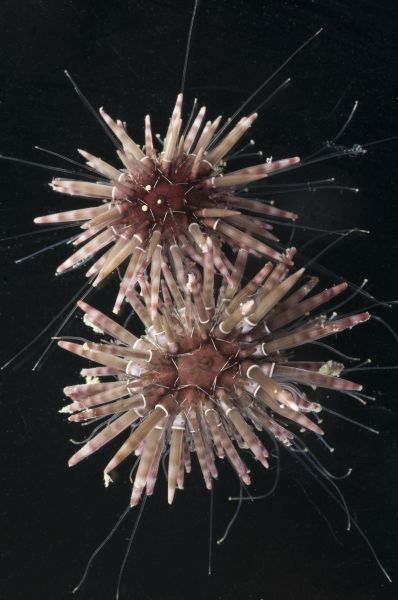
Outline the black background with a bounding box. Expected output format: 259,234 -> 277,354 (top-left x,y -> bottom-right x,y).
1,1 -> 398,599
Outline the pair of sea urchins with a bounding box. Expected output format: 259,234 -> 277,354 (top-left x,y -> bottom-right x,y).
31,92 -> 370,507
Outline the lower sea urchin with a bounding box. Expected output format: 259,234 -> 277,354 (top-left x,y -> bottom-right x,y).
59,239 -> 368,507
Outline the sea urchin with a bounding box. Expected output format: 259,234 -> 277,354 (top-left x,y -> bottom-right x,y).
58,239 -> 369,507
35,92 -> 299,314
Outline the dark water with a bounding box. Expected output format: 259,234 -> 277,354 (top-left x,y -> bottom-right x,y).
1,1 -> 398,599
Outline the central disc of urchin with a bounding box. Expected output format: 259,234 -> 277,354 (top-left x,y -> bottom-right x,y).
141,180 -> 188,219
118,177 -> 191,232
176,341 -> 228,392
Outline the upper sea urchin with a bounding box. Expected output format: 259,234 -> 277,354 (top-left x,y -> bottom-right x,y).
34,93 -> 299,314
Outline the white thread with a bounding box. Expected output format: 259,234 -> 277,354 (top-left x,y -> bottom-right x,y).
244,317 -> 257,327
218,321 -> 230,334
155,404 -> 169,417
246,364 -> 258,379
253,384 -> 261,397
268,362 -> 275,377
139,394 -> 146,410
